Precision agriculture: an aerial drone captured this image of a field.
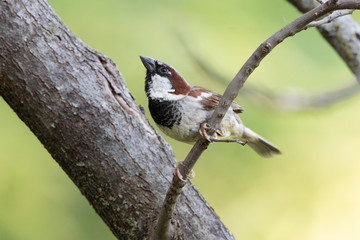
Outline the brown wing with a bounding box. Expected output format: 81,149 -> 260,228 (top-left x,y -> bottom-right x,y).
189,86 -> 244,113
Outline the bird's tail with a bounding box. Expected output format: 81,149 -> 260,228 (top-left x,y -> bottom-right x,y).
243,127 -> 281,157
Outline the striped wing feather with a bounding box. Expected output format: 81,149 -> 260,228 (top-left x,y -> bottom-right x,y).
189,86 -> 244,113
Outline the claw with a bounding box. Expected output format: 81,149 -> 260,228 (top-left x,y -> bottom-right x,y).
199,122 -> 212,142
199,122 -> 220,142
199,122 -> 247,146
174,161 -> 195,182
188,169 -> 196,179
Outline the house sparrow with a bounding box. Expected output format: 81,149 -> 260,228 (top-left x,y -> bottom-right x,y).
140,56 -> 281,157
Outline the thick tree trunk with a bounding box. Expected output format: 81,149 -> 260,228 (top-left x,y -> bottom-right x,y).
0,0 -> 235,239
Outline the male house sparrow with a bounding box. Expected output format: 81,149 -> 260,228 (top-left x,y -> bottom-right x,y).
140,56 -> 281,157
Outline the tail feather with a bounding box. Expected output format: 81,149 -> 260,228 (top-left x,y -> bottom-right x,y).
247,138 -> 281,157
243,128 -> 281,157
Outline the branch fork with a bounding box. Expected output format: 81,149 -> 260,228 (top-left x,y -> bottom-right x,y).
306,9 -> 354,28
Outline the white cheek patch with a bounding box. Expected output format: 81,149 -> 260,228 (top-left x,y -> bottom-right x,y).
149,74 -> 184,100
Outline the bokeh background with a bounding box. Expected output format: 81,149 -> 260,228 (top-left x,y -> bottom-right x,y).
1,1 -> 360,239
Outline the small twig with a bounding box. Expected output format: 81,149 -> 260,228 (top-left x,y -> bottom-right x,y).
209,138 -> 248,146
288,0 -> 360,83
178,4 -> 360,109
152,1 -> 360,239
178,34 -> 360,110
306,9 -> 354,28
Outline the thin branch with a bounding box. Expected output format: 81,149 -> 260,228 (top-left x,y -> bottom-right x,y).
209,138 -> 248,145
288,0 -> 360,82
177,34 -> 360,110
272,83 -> 360,109
151,140 -> 208,240
153,1 -> 360,239
208,0 -> 360,130
306,9 -> 355,28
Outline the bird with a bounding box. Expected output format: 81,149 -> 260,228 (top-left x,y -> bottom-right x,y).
140,56 -> 281,159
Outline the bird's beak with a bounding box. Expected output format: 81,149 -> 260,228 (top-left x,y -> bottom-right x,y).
140,56 -> 156,72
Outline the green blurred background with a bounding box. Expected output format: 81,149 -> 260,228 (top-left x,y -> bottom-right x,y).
1,1 -> 360,239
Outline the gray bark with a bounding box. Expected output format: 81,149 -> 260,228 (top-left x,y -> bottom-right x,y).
0,0 -> 235,239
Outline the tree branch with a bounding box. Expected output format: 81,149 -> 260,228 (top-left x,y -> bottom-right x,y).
306,9 -> 354,28
0,0 -> 236,239
154,0 -> 360,239
288,0 -> 360,81
176,34 -> 360,110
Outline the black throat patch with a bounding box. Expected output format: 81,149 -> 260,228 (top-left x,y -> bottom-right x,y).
145,70 -> 182,128
148,98 -> 182,129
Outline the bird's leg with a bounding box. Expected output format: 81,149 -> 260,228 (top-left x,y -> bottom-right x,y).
174,161 -> 196,182
199,122 -> 247,146
209,138 -> 248,146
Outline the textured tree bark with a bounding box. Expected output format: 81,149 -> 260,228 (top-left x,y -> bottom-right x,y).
0,0 -> 235,239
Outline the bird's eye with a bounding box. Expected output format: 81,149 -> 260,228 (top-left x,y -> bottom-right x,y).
159,66 -> 168,74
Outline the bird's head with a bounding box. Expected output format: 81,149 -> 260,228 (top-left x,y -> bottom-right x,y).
140,56 -> 191,100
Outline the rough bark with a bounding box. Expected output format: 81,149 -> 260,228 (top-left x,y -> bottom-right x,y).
0,0 -> 235,239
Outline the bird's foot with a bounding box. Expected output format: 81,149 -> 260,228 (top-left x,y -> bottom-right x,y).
199,122 -> 219,142
199,122 -> 247,146
174,161 -> 195,182
199,122 -> 211,142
